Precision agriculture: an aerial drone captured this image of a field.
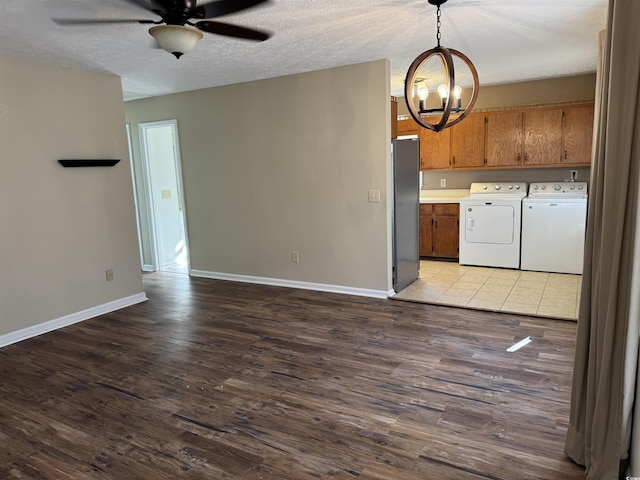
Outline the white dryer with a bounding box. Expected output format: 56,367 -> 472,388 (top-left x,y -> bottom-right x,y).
521,182 -> 588,275
459,182 -> 527,269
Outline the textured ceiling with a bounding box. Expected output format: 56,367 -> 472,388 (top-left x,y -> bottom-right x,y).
0,0 -> 607,101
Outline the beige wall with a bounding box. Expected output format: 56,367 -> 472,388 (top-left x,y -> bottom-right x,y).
471,73 -> 596,110
0,56 -> 144,338
125,60 -> 392,293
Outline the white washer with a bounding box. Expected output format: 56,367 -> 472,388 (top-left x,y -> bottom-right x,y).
521,182 -> 588,275
459,182 -> 527,269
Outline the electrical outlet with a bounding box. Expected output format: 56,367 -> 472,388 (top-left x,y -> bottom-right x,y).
105,269 -> 114,281
291,251 -> 299,263
440,178 -> 447,188
570,170 -> 578,182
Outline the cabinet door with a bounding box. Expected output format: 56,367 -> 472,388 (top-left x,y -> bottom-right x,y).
419,125 -> 450,170
450,113 -> 485,168
433,216 -> 459,257
562,104 -> 594,165
397,118 -> 419,137
523,108 -> 563,165
419,204 -> 433,256
433,204 -> 459,258
486,111 -> 523,167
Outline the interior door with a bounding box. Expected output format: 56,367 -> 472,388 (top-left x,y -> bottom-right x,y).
392,139 -> 420,292
140,120 -> 189,273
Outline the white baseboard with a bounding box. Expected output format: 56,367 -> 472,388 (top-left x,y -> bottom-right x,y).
142,264 -> 154,272
190,270 -> 393,299
0,292 -> 148,349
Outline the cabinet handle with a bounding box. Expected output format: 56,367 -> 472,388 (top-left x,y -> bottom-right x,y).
564,150 -> 568,160
517,153 -> 521,164
452,156 -> 456,165
524,153 -> 529,163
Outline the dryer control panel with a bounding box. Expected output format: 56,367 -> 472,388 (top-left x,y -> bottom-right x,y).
528,182 -> 588,197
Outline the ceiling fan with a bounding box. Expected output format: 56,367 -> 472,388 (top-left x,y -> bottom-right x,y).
53,0 -> 272,58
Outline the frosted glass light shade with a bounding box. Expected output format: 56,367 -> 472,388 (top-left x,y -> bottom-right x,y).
149,25 -> 204,58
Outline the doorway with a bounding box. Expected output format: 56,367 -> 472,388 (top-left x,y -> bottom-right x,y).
139,120 -> 189,274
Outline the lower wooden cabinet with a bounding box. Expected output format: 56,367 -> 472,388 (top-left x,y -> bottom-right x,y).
419,203 -> 459,258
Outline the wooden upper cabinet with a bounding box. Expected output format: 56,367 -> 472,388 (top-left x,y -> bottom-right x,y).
562,104 -> 594,165
523,108 -> 563,166
450,113 -> 485,168
485,111 -> 523,167
396,101 -> 594,170
419,121 -> 450,170
397,118 -> 419,137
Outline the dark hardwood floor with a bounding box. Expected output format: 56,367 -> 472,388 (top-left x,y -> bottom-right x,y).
0,272 -> 585,479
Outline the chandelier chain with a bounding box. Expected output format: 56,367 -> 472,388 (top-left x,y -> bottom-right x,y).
436,4 -> 442,47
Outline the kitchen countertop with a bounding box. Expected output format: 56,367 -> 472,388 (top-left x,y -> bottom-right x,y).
419,188 -> 469,204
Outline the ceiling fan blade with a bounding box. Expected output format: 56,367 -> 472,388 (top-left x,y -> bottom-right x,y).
195,0 -> 271,19
53,18 -> 157,25
119,0 -> 168,15
196,20 -> 271,41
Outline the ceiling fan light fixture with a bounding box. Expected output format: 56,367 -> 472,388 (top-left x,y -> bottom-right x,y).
149,25 -> 204,59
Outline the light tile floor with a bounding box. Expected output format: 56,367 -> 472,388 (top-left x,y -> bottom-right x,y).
393,260 -> 581,320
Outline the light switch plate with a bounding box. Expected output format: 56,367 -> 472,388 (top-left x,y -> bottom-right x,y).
368,189 -> 381,203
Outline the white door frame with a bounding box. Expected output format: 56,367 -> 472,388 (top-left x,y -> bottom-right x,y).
126,123 -> 145,270
139,119 -> 190,273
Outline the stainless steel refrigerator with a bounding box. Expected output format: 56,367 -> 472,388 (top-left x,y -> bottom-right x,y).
392,138 -> 420,292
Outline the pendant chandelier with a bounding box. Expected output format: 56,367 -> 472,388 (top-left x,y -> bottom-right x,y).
404,0 -> 479,132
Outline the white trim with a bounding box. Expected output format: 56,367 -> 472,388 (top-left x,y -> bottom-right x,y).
139,122 -> 160,270
0,293 -> 148,349
142,264 -> 155,273
190,270 -> 392,299
126,123 -> 145,270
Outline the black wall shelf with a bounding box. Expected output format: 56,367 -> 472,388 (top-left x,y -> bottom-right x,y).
58,159 -> 120,167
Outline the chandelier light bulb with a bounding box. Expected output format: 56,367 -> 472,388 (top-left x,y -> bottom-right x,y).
437,84 -> 449,99
418,83 -> 429,100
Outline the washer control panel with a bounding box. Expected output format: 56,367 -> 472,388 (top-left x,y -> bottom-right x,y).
528,182 -> 588,196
